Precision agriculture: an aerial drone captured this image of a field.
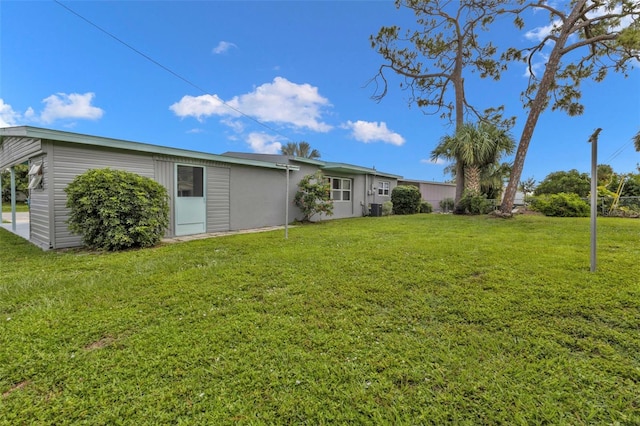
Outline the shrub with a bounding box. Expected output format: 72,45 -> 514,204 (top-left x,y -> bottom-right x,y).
382,201 -> 393,216
294,171 -> 333,222
529,193 -> 589,217
391,185 -> 421,215
65,168 -> 169,251
439,197 -> 455,213
455,192 -> 494,215
419,200 -> 433,213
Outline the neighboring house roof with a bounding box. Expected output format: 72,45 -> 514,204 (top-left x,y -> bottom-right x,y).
399,178 -> 456,187
223,152 -> 402,180
0,126 -> 288,170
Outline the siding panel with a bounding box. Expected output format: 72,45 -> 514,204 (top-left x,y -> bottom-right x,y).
0,137 -> 42,168
28,155 -> 51,249
51,142 -> 155,249
207,166 -> 230,232
153,159 -> 175,237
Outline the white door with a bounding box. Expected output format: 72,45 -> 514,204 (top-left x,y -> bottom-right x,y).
175,165 -> 206,236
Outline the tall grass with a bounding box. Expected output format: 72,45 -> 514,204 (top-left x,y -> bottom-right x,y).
1,215 -> 638,424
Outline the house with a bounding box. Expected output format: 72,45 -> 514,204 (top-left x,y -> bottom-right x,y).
398,179 -> 456,212
223,152 -> 401,219
0,126 -> 400,250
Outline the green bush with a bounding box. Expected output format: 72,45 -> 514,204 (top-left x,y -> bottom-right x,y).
382,201 -> 393,216
419,200 -> 433,213
65,168 -> 169,251
294,171 -> 333,222
439,197 -> 455,213
391,185 -> 421,215
529,193 -> 589,217
455,192 -> 494,215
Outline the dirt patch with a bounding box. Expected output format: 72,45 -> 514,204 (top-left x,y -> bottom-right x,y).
2,380 -> 30,398
84,335 -> 116,351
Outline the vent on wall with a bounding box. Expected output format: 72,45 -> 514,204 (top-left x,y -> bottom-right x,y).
28,162 -> 43,189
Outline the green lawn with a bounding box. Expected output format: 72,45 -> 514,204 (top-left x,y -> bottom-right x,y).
1,215 -> 639,424
1,202 -> 29,213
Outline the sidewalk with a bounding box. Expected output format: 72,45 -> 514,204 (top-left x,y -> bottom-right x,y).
1,212 -> 30,240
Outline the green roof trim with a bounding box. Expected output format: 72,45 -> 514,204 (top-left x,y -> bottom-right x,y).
0,126 -> 285,170
293,157 -> 401,179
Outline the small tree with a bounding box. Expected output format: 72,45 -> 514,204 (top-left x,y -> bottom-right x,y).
518,177 -> 536,197
391,185 -> 421,214
294,171 -> 333,222
65,168 -> 169,251
534,169 -> 591,197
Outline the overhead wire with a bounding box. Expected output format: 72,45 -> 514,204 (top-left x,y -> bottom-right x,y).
603,140 -> 634,164
53,0 -> 293,142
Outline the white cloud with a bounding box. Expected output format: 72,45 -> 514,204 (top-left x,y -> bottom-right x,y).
170,94 -> 230,122
0,99 -> 22,127
170,77 -> 332,132
246,132 -> 282,154
343,120 -> 405,146
212,41 -> 237,54
40,92 -> 104,124
525,20 -> 561,42
420,158 -> 447,165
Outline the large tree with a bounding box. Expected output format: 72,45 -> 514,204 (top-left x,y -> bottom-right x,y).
280,141 -> 321,159
370,0 -> 512,203
499,0 -> 640,215
634,130 -> 640,152
431,122 -> 515,196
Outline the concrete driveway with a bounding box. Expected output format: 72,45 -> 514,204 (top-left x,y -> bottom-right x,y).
1,211 -> 30,239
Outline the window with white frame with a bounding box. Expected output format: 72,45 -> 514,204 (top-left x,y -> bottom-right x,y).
327,177 -> 351,201
378,181 -> 390,196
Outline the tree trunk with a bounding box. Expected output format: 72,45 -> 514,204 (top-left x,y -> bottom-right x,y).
453,23 -> 465,204
500,1 -> 585,215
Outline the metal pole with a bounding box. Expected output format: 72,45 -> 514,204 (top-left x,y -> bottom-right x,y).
285,166 -> 289,239
10,166 -> 16,232
588,128 -> 601,273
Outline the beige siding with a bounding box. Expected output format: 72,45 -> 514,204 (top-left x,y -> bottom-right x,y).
28,155 -> 51,249
51,142 -> 155,249
152,159 -> 176,237
207,166 -> 230,232
0,137 -> 42,168
154,156 -> 231,236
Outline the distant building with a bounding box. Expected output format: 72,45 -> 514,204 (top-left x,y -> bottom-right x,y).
398,179 -> 456,212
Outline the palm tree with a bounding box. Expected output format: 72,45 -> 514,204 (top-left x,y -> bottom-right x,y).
431,122 -> 515,196
481,162 -> 512,200
280,141 -> 321,159
633,130 -> 640,152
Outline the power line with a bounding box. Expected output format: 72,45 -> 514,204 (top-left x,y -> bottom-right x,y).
53,0 -> 292,142
603,140 -> 633,164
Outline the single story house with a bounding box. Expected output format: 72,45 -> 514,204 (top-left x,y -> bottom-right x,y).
398,179 -> 456,212
0,126 -> 400,250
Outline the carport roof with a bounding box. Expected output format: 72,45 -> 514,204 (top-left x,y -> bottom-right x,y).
0,126 -> 289,170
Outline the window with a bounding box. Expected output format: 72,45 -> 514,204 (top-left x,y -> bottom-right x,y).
327,177 -> 351,201
28,163 -> 43,190
177,165 -> 204,197
378,181 -> 390,196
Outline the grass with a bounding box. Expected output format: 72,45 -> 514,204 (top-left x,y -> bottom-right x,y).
1,214 -> 639,424
1,202 -> 29,213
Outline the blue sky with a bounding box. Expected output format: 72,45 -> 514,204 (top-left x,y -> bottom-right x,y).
1,1 -> 638,183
